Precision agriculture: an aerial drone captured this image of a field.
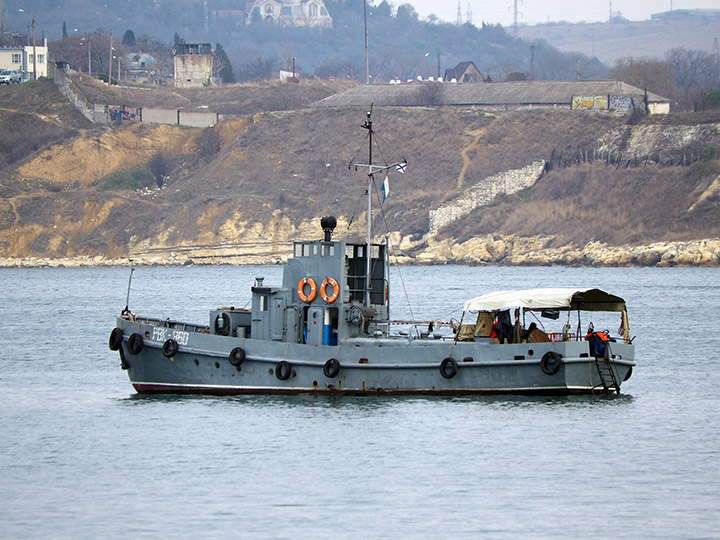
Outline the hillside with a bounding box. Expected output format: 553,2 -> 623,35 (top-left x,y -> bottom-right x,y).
517,17 -> 719,65
0,81 -> 718,267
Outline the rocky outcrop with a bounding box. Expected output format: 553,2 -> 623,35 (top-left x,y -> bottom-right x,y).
596,123 -> 720,163
405,235 -> 720,267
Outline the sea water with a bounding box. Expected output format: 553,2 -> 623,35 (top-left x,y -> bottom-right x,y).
0,265 -> 719,539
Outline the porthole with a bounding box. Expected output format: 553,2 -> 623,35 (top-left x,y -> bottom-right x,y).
215,362 -> 220,369
194,359 -> 199,366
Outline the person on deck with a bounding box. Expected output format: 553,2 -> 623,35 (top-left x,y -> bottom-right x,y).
526,322 -> 551,343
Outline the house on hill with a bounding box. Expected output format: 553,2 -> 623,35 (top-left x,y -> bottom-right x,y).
312,80 -> 671,114
0,36 -> 49,79
246,0 -> 333,27
443,61 -> 484,83
125,52 -> 157,83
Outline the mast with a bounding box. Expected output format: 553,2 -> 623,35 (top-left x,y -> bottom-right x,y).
355,109 -> 407,307
362,110 -> 373,306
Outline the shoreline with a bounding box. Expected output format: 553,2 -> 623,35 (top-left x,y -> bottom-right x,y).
1,237 -> 718,269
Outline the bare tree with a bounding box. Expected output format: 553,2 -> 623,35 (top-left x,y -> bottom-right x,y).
666,48 -> 720,110
486,61 -> 522,82
237,56 -> 278,82
611,56 -> 676,99
411,82 -> 445,106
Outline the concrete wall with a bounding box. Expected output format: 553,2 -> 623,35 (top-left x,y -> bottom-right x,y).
50,69 -> 223,127
142,108 -> 179,125
179,110 -> 218,127
93,106 -> 219,127
428,160 -> 546,234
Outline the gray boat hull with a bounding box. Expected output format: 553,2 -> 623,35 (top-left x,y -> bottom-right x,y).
115,317 -> 634,396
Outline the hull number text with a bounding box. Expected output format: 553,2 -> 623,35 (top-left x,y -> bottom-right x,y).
151,326 -> 189,346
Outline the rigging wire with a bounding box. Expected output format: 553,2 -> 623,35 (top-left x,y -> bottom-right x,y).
347,131 -> 371,171
370,174 -> 415,321
373,131 -> 405,165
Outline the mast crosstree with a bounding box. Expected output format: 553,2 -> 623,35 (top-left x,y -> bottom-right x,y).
351,108 -> 407,306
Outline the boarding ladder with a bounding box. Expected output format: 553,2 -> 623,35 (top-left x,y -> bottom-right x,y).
593,345 -> 620,395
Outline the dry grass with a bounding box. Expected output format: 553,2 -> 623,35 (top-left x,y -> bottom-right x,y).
0,110 -> 79,170
442,160 -> 720,246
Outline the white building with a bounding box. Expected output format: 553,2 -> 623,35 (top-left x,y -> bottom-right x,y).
0,38 -> 49,79
247,0 -> 333,28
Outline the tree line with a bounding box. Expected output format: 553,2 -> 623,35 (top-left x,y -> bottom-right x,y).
611,48 -> 720,111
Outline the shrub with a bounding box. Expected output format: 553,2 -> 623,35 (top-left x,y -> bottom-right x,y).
197,127 -> 221,155
702,89 -> 720,109
98,166 -> 157,190
701,145 -> 720,162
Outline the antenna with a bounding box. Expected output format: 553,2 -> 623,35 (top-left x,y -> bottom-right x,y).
456,1 -> 462,25
609,0 -> 612,21
364,0 -> 370,84
466,3 -> 473,25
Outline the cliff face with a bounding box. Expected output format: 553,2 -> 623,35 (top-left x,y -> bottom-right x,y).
0,106 -> 718,267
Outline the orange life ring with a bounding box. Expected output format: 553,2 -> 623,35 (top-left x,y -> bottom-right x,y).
320,277 -> 340,303
298,277 -> 317,303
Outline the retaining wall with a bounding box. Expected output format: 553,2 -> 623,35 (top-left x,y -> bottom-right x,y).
428,160 -> 546,234
52,66 -> 94,122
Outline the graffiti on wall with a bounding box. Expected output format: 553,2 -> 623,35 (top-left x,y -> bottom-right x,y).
610,95 -> 634,110
572,95 -> 609,110
108,107 -> 140,122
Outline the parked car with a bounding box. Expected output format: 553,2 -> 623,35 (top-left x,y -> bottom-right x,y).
0,70 -> 23,84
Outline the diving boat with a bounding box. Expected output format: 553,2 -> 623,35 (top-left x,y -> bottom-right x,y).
108,112 -> 635,396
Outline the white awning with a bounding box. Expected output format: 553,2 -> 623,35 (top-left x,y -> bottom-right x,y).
463,288 -> 626,313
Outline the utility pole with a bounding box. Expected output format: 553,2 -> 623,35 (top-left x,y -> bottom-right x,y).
456,1 -> 462,25
88,39 -> 92,77
32,15 -> 36,80
108,30 -> 113,84
530,45 -> 535,80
